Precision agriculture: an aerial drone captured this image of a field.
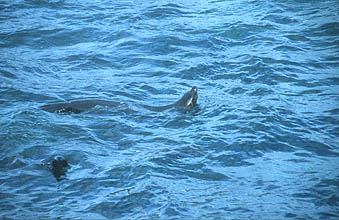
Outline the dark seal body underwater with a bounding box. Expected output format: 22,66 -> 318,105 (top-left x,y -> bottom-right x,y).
40,100 -> 120,114
40,86 -> 198,114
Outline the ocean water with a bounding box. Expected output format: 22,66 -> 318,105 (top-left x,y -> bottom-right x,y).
1,0 -> 339,219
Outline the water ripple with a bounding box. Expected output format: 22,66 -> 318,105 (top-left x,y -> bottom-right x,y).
0,0 -> 338,219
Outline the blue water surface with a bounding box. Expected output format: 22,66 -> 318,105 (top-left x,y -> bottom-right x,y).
1,0 -> 339,219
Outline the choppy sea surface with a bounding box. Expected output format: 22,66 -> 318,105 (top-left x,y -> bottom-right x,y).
1,0 -> 339,219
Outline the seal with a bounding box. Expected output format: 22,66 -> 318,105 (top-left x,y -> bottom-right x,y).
141,86 -> 198,111
40,86 -> 198,113
49,156 -> 69,181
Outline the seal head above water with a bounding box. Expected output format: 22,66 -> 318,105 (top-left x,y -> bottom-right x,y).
141,86 -> 198,111
48,156 -> 69,181
175,86 -> 198,109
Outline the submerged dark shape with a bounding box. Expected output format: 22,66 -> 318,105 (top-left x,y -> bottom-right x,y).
40,86 -> 198,113
141,86 -> 198,111
50,156 -> 69,181
40,100 -> 120,114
